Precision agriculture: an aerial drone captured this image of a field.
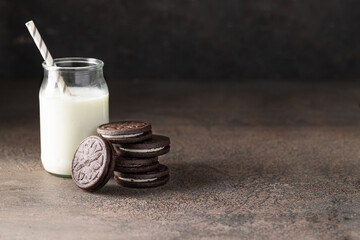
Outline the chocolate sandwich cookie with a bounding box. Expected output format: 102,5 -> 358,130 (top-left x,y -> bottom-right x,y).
114,164 -> 170,188
115,134 -> 170,158
97,121 -> 152,143
115,156 -> 160,173
72,136 -> 115,192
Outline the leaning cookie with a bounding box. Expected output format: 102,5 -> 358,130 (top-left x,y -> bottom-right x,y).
97,121 -> 152,143
114,164 -> 170,188
72,136 -> 115,192
114,134 -> 170,158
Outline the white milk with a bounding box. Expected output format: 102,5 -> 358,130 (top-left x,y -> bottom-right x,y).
39,87 -> 109,176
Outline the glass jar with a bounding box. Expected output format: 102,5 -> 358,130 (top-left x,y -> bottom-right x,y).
39,57 -> 109,177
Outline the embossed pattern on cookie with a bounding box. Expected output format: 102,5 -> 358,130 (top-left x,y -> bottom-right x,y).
72,136 -> 111,191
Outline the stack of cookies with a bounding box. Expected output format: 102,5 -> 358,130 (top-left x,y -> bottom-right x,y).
97,121 -> 170,188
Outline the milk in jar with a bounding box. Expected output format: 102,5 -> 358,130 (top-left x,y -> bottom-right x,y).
39,58 -> 109,177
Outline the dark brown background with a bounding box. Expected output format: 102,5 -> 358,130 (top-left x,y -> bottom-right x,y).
1,0 -> 360,80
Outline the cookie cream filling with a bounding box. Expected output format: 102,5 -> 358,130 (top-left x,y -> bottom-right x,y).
118,177 -> 157,183
102,132 -> 143,139
118,164 -> 142,167
118,146 -> 165,153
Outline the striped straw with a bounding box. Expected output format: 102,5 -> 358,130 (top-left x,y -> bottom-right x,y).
25,20 -> 71,95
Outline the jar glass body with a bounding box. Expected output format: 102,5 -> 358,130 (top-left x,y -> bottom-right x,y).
39,57 -> 109,177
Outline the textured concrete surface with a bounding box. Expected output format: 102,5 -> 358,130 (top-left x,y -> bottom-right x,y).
1,80 -> 360,239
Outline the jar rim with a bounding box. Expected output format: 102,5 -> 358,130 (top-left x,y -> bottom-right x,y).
42,57 -> 104,71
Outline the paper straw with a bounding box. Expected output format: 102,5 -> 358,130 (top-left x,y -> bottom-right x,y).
25,20 -> 71,95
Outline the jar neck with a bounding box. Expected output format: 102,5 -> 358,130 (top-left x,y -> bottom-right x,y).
44,68 -> 104,87
42,57 -> 105,88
